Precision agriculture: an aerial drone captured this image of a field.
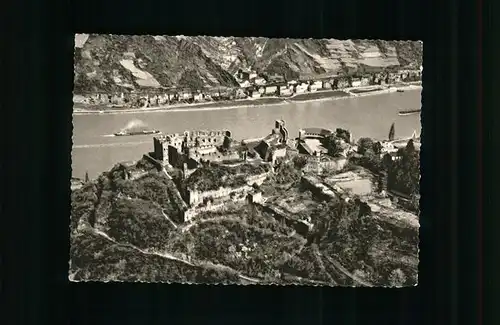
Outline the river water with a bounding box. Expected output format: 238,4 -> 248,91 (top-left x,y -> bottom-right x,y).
72,89 -> 422,179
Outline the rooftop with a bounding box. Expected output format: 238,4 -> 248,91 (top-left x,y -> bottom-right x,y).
300,127 -> 333,136
303,139 -> 326,154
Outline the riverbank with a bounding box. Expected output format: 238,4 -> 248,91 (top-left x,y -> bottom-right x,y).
346,84 -> 422,98
73,96 -> 289,115
72,88 -> 422,179
73,83 -> 422,116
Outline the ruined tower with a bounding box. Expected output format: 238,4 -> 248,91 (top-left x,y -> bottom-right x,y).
153,136 -> 170,166
274,119 -> 289,144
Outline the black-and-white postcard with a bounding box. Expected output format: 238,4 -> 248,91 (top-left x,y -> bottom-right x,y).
70,34 -> 422,286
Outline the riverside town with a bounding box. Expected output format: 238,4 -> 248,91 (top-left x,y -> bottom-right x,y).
74,66 -> 422,112
70,35 -> 422,286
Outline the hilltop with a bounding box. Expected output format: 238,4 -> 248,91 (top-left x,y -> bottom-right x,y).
70,140 -> 420,285
73,35 -> 423,94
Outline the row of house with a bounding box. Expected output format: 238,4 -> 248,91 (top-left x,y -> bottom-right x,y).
81,87 -> 238,107
78,68 -> 422,108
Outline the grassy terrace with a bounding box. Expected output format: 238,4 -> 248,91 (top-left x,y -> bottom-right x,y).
166,206 -> 307,280
70,229 -> 241,283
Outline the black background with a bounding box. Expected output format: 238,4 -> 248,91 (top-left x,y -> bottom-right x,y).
3,0 -> 489,323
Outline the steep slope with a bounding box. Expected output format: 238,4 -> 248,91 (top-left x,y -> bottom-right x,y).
70,156 -> 419,285
73,34 -> 239,94
74,34 -> 423,94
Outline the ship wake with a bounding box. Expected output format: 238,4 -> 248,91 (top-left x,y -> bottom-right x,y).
73,141 -> 151,149
120,119 -> 149,133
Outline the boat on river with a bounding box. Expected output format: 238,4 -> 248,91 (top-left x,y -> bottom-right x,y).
398,109 -> 421,116
114,129 -> 161,136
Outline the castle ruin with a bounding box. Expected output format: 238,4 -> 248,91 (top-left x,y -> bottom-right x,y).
153,129 -> 236,169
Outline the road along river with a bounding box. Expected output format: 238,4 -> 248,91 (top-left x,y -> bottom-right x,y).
72,89 -> 422,179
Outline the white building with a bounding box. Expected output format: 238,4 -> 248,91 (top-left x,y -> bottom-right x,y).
193,93 -> 204,101
240,80 -> 251,88
352,80 -> 362,87
310,81 -> 322,92
255,77 -> 267,86
295,83 -> 309,94
265,86 -> 278,95
280,86 -> 293,96
252,91 -> 261,99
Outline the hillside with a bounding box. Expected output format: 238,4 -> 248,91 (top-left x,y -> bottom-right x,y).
73,34 -> 423,94
70,154 -> 419,285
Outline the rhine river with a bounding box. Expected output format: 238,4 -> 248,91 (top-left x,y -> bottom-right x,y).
72,89 -> 422,179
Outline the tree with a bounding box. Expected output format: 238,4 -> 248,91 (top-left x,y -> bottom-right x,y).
292,155 -> 308,169
273,162 -> 301,185
410,194 -> 420,214
335,128 -> 351,143
377,172 -> 386,193
320,135 -> 342,157
107,198 -> 175,250
405,139 -> 415,153
359,149 -> 382,173
357,138 -> 374,155
355,198 -> 372,217
84,171 -> 89,183
222,136 -> 232,152
388,123 -> 395,141
372,142 -> 382,155
382,153 -> 393,170
387,141 -> 420,196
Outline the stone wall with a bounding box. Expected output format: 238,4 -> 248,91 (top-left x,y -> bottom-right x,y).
270,147 -> 287,164
127,170 -> 149,181
245,171 -> 271,186
320,158 -> 348,173
186,171 -> 270,207
183,130 -> 231,148
302,157 -> 348,175
258,203 -> 313,236
142,153 -> 164,170
187,184 -> 252,207
183,194 -> 247,222
301,176 -> 338,201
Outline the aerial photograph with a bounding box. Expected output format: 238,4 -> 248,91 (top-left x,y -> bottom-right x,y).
70,34 -> 422,286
